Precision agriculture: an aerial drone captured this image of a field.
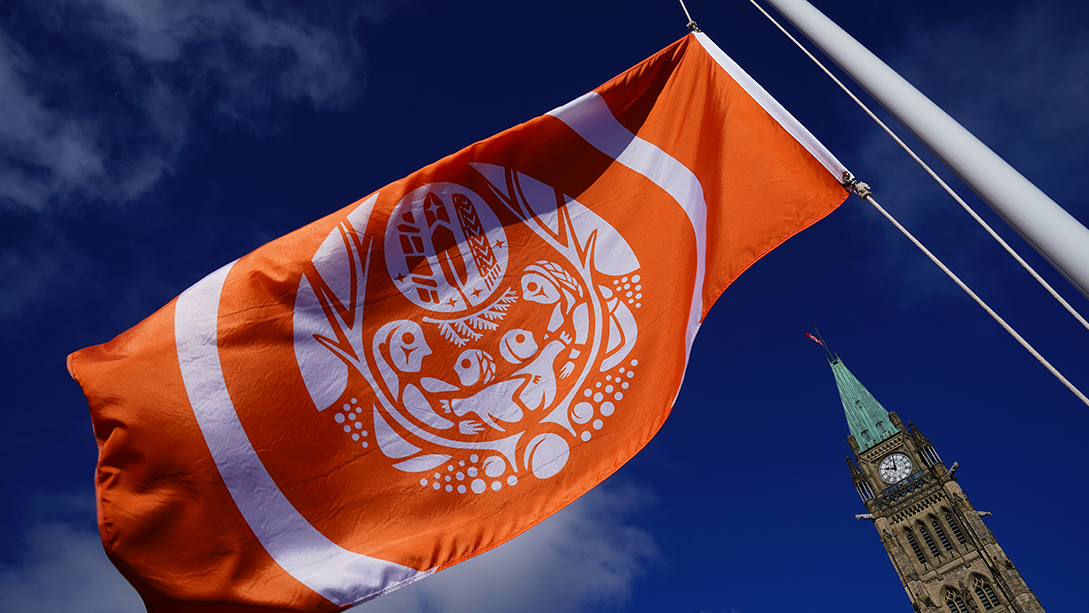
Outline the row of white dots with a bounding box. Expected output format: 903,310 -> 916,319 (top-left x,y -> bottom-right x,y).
418,454 -> 518,494
420,474 -> 518,494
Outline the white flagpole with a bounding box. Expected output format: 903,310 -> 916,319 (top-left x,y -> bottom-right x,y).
761,0 -> 1089,301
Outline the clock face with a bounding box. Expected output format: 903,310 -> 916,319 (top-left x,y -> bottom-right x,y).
879,453 -> 913,483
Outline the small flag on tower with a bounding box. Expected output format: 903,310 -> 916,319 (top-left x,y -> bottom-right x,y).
807,332 -> 824,345
69,32 -> 849,612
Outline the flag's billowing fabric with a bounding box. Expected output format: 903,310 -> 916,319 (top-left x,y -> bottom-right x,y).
70,33 -> 848,612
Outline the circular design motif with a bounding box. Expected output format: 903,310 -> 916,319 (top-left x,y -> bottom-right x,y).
385,183 -> 508,313
295,168 -> 644,497
572,402 -> 594,424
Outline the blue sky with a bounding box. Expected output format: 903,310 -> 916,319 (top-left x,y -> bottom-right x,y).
1,1 -> 1087,611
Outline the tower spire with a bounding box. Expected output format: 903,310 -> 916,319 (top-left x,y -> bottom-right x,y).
830,356 -> 899,451
826,348 -> 1046,612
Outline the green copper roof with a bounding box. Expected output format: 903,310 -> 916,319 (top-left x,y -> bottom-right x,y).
831,357 -> 899,451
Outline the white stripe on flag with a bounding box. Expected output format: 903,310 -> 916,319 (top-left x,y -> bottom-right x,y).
175,262 -> 427,607
694,31 -> 849,181
547,91 -> 708,358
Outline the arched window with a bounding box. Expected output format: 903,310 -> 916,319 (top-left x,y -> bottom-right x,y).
945,590 -> 970,613
931,516 -> 954,552
905,529 -> 927,565
944,510 -> 968,545
918,523 -> 941,558
973,576 -> 1000,610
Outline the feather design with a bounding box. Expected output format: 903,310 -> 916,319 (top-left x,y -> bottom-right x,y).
424,288 -> 518,346
534,260 -> 583,297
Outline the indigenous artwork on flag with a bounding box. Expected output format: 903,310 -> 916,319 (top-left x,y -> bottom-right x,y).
296,170 -> 642,490
69,32 -> 848,612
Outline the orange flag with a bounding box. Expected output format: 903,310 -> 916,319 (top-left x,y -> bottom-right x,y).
69,33 -> 848,612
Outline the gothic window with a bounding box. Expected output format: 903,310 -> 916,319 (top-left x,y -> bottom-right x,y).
877,421 -> 886,433
931,516 -> 954,552
973,576 -> 1000,610
946,591 -> 970,613
918,524 -> 941,558
945,511 -> 968,545
862,429 -> 871,442
905,529 -> 927,565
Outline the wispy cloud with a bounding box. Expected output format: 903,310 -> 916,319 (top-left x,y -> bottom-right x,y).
0,239 -> 70,320
844,4 -> 1089,305
361,484 -> 658,613
0,484 -> 655,613
894,5 -> 1089,192
0,509 -> 143,613
0,0 -> 388,210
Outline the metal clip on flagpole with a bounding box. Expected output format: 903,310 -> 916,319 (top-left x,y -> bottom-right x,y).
841,174 -> 1089,409
677,0 -> 701,32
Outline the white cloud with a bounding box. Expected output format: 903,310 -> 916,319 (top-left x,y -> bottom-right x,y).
0,522 -> 143,613
0,0 -> 386,210
0,484 -> 655,613
359,484 -> 658,613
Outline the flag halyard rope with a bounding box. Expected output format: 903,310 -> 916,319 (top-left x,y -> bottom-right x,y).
842,179 -> 1089,408
749,0 -> 1089,335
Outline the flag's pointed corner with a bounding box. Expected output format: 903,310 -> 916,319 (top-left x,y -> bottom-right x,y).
692,30 -> 849,183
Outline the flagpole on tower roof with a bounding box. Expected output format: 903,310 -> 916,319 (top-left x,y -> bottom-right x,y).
811,326 -> 837,362
760,0 -> 1089,302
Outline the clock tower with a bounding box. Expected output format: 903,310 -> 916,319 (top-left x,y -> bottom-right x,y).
831,355 -> 1045,613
